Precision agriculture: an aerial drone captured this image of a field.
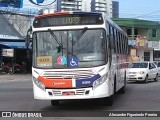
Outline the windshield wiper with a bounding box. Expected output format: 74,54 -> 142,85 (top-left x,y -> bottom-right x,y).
48,29 -> 62,46
48,29 -> 64,53
73,27 -> 88,45
48,29 -> 76,56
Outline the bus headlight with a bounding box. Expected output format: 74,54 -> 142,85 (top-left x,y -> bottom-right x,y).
93,73 -> 108,89
33,77 -> 45,91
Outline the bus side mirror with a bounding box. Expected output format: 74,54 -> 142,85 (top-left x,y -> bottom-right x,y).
25,33 -> 30,48
26,26 -> 32,48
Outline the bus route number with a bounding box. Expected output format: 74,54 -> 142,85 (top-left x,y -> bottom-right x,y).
37,56 -> 52,66
39,58 -> 49,62
65,17 -> 81,24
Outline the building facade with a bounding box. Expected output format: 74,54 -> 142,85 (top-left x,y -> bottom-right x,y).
57,0 -> 76,12
112,1 -> 119,18
91,0 -> 112,17
56,0 -> 113,17
113,18 -> 160,62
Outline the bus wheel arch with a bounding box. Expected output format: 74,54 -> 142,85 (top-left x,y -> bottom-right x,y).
118,71 -> 126,94
103,95 -> 114,106
103,75 -> 116,106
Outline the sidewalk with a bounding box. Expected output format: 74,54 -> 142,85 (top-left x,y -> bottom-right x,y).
0,73 -> 32,82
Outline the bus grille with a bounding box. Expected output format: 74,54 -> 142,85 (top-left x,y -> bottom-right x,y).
41,70 -> 97,79
52,89 -> 85,96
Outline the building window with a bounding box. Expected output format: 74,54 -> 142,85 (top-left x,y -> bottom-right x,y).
144,51 -> 150,61
152,29 -> 157,37
134,29 -> 138,36
127,29 -> 131,36
154,50 -> 160,60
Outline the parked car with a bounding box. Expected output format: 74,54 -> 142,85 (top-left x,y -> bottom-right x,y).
154,61 -> 160,76
126,61 -> 158,83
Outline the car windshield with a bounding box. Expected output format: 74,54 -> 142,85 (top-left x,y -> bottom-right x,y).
129,63 -> 148,68
32,29 -> 106,69
154,62 -> 160,67
154,62 -> 157,65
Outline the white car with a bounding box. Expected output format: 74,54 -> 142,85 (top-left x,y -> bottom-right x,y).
127,61 -> 158,83
154,61 -> 160,76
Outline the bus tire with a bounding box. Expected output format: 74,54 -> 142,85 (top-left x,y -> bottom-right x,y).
103,95 -> 114,106
118,73 -> 126,94
51,100 -> 59,106
118,86 -> 125,94
114,75 -> 116,94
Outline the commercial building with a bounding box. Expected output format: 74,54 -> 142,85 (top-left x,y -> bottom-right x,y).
112,1 -> 119,18
91,0 -> 112,17
56,0 -> 113,17
113,18 -> 160,62
0,14 -> 32,72
57,0 -> 76,12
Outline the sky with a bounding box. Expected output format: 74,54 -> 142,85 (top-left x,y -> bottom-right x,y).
1,0 -> 160,21
23,0 -> 160,21
116,0 -> 160,21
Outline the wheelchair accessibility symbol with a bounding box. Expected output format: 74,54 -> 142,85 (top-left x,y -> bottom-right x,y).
70,58 -> 77,66
68,57 -> 78,68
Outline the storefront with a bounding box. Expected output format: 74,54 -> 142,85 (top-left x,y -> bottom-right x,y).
0,41 -> 32,73
129,37 -> 154,62
148,41 -> 160,61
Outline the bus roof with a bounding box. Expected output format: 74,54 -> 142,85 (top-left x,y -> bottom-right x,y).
35,11 -> 102,19
34,11 -> 127,36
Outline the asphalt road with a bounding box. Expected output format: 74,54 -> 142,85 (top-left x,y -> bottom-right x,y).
0,74 -> 160,120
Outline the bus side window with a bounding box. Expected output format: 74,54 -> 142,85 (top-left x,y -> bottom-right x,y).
114,29 -> 118,53
108,24 -> 113,68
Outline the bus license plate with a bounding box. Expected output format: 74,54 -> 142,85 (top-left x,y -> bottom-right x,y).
62,91 -> 75,96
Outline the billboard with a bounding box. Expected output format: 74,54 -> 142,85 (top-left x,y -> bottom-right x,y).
0,0 -> 23,8
148,41 -> 160,50
29,0 -> 56,6
22,0 -> 57,10
135,37 -> 148,48
128,40 -> 134,46
130,48 -> 136,57
2,49 -> 14,57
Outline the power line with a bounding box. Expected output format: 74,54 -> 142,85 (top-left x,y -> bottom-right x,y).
134,10 -> 160,18
118,10 -> 160,21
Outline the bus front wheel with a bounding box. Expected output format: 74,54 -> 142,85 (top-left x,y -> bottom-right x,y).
51,100 -> 59,106
103,95 -> 114,106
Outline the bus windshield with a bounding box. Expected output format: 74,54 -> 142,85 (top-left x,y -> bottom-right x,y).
33,29 -> 106,69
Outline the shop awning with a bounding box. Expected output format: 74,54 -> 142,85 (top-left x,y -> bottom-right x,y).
0,42 -> 27,49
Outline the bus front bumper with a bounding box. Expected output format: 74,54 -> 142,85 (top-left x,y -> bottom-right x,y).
33,82 -> 111,100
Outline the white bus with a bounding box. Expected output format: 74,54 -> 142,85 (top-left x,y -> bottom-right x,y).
27,11 -> 129,106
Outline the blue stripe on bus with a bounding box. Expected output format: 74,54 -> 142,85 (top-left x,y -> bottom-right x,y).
76,74 -> 101,87
72,12 -> 102,15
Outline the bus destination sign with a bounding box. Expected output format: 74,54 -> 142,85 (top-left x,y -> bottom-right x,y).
33,14 -> 103,28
